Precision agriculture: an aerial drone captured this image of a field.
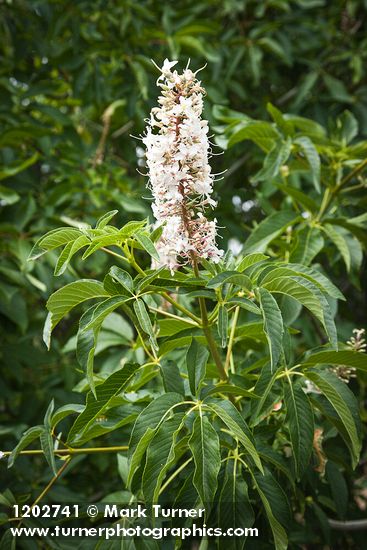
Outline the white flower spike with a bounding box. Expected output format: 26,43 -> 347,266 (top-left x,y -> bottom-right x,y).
143,60 -> 223,272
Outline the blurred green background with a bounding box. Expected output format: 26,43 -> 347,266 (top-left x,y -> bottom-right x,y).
1,1 -> 366,547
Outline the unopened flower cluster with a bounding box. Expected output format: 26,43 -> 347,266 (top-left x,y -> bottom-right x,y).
142,59 -> 223,272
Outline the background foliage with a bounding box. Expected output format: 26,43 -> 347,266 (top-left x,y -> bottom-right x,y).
1,1 -> 367,548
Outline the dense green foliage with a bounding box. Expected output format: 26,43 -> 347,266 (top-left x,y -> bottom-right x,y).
1,1 -> 367,549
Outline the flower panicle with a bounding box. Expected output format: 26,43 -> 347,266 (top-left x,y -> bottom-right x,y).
142,59 -> 223,272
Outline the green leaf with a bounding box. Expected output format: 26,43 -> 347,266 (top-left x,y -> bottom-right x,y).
40,429 -> 57,475
160,361 -> 185,395
67,364 -> 139,444
218,305 -> 228,348
227,297 -> 261,315
209,401 -> 263,473
263,276 -> 337,348
54,235 -> 90,276
186,338 -> 209,396
29,227 -> 82,260
325,462 -> 348,519
301,350 -> 367,370
79,296 -> 131,333
189,415 -> 221,507
8,426 -> 44,468
96,210 -> 118,229
133,298 -> 157,350
251,139 -> 292,182
258,288 -> 284,371
218,462 -> 254,547
51,404 -> 85,429
253,471 -> 289,550
237,253 -> 269,272
109,266 -> 134,294
243,211 -> 299,254
142,414 -> 185,503
276,184 -> 318,213
322,224 -> 351,272
228,120 -> 280,151
304,369 -> 361,467
128,393 -> 184,485
134,231 -> 160,261
0,152 -> 39,181
289,226 -> 324,265
284,380 -> 314,478
45,279 -> 109,339
206,271 -> 251,290
158,318 -> 196,337
294,136 -> 321,193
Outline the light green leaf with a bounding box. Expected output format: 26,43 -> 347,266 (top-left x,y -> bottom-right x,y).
133,298 -> 157,350
134,231 -> 160,261
228,120 -> 280,151
258,288 -> 284,371
96,210 -> 118,229
40,429 -> 57,475
237,253 -> 269,272
207,271 -> 251,290
189,415 -> 221,507
29,227 -> 82,260
54,235 -> 90,276
109,266 -> 134,294
46,279 -> 109,337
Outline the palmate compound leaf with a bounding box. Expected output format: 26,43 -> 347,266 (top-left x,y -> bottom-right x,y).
67,363 -> 139,445
258,287 -> 284,371
142,413 -> 186,503
189,414 -> 221,509
284,379 -> 314,479
128,393 -> 184,487
44,279 -> 109,349
304,368 -> 362,468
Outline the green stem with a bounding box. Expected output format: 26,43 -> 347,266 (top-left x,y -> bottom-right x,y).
161,292 -> 201,324
2,445 -> 129,457
192,257 -> 228,381
224,306 -> 240,374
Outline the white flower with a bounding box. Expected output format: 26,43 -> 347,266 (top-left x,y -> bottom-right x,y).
143,60 -> 223,271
